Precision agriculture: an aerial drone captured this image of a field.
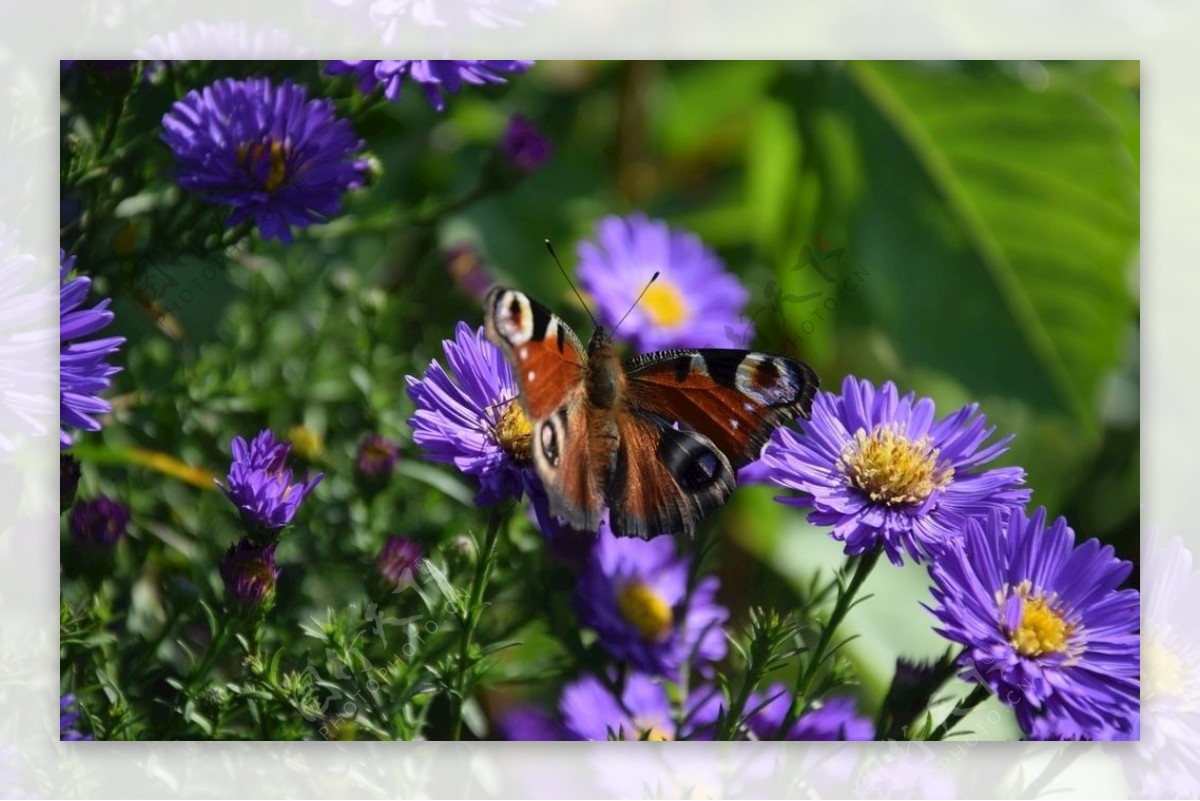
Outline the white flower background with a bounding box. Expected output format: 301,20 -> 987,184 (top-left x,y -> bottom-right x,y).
1,0 -> 1197,796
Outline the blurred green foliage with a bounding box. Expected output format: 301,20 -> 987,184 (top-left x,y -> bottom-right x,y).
60,60 -> 1138,740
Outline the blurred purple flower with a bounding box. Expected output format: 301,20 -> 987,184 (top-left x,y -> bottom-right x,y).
216,430 -> 323,532
576,213 -> 752,353
220,538 -> 280,606
444,243 -> 495,301
325,60 -> 533,111
0,228 -> 56,452
494,704 -> 574,741
573,521 -> 727,679
499,114 -> 552,173
68,495 -> 130,548
560,673 -> 675,741
355,432 -> 400,479
761,375 -> 1029,565
60,250 -> 124,450
746,685 -> 874,740
162,77 -> 367,242
927,506 -> 1140,740
377,535 -> 423,589
405,322 -> 534,505
60,694 -> 91,741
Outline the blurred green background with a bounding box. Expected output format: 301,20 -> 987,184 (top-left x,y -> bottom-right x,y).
65,60 -> 1139,736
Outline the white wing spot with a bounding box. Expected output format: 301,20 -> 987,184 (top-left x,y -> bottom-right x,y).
527,370 -> 536,382
519,347 -> 529,359
730,419 -> 740,430
743,402 -> 755,413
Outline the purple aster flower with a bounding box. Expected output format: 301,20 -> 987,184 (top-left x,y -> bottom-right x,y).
377,535 -> 423,589
560,673 -> 677,741
161,77 -> 367,243
499,114 -> 552,174
405,322 -> 534,505
761,375 -> 1030,565
573,520 -> 727,678
355,433 -> 400,479
60,694 -> 91,741
575,213 -> 752,353
745,685 -> 874,740
216,429 -> 323,532
325,60 -> 533,112
60,250 -> 124,450
220,538 -> 280,606
927,506 -> 1140,740
68,495 -> 130,548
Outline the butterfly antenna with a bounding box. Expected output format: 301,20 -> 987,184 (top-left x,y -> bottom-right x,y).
544,239 -> 597,329
612,271 -> 661,337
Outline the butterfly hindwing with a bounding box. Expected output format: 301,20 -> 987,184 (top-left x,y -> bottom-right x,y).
623,349 -> 818,468
528,390 -> 606,532
484,287 -> 587,421
605,410 -> 736,539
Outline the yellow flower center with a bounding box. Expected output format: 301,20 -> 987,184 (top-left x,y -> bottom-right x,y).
1006,590 -> 1074,657
630,719 -> 673,741
616,580 -> 674,642
494,399 -> 532,464
239,139 -> 289,193
641,281 -> 689,328
837,423 -> 953,506
1143,632 -> 1183,700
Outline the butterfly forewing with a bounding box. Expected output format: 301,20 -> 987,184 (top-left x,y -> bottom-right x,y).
484,287 -> 587,420
623,349 -> 819,467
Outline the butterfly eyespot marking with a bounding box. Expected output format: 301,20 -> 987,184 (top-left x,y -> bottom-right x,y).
679,450 -> 722,490
539,417 -> 562,468
495,290 -> 534,346
735,354 -> 799,407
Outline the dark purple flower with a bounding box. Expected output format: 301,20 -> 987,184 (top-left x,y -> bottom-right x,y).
576,213 -> 752,353
573,519 -> 727,679
355,433 -> 399,479
68,495 -> 130,548
405,322 -> 534,505
499,114 -> 552,173
927,507 -> 1140,740
216,429 -> 323,531
161,77 -> 367,242
220,538 -> 280,606
560,673 -> 676,741
325,60 -> 533,112
745,685 -> 874,740
377,535 -> 422,589
60,694 -> 91,741
761,375 -> 1030,565
495,705 -> 574,741
60,250 -> 124,450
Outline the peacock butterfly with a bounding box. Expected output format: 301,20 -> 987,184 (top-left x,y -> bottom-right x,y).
484,285 -> 818,539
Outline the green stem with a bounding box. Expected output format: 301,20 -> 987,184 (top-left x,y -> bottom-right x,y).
927,684 -> 991,741
779,546 -> 882,736
448,506 -> 505,741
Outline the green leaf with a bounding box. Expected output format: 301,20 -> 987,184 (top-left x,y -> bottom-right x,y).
844,61 -> 1137,427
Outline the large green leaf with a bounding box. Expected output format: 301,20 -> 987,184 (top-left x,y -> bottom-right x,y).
843,61 -> 1138,427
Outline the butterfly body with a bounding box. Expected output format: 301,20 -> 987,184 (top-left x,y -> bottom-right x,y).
485,286 -> 818,539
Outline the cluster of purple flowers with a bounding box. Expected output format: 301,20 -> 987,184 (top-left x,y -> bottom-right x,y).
405,211 -> 1139,741
325,60 -> 533,112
